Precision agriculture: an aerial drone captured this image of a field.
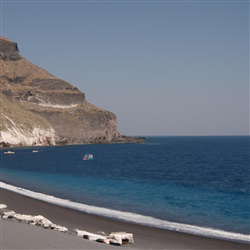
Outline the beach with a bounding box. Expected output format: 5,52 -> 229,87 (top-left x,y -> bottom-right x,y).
0,188 -> 249,250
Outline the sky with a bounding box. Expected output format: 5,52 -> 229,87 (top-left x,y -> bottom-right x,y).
1,0 -> 249,136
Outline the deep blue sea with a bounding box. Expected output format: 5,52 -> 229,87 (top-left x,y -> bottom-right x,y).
1,136 -> 249,242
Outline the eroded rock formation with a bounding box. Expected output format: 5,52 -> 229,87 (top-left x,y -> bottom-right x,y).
0,36 -> 144,147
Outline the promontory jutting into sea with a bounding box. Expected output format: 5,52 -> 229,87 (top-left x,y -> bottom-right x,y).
0,36 -> 144,148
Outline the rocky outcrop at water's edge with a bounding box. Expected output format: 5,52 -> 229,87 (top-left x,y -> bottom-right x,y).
0,36 -> 144,147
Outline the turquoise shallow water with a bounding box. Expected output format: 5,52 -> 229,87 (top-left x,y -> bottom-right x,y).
1,136 -> 249,241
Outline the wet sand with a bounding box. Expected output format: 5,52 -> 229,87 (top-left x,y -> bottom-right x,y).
0,188 -> 249,249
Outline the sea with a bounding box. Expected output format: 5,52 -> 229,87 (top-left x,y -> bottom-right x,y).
0,136 -> 249,243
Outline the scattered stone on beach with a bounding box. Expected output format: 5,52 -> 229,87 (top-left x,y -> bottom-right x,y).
2,210 -> 16,219
109,232 -> 135,245
1,209 -> 68,233
53,225 -> 68,232
1,203 -> 134,246
109,239 -> 122,246
75,229 -> 134,246
0,204 -> 15,221
75,229 -> 87,237
0,204 -> 8,209
75,229 -> 107,242
97,231 -> 106,236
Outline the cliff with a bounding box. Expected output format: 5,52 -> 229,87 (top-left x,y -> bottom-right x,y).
0,36 -> 144,147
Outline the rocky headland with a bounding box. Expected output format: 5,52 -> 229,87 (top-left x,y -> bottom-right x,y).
0,36 -> 144,147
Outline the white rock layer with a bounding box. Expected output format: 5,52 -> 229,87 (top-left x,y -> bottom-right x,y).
1,115 -> 56,146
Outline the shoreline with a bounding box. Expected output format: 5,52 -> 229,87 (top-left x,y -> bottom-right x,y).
1,181 -> 249,243
0,188 -> 249,249
0,136 -> 145,148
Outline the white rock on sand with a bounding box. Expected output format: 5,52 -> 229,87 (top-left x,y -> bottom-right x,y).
1,203 -> 134,247
2,210 -> 68,233
0,204 -> 8,209
75,229 -> 135,246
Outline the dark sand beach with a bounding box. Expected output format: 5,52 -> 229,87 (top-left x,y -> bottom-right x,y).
0,188 -> 249,250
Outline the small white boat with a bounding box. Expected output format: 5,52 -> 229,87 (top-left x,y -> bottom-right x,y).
4,151 -> 15,154
83,154 -> 93,160
32,150 -> 39,153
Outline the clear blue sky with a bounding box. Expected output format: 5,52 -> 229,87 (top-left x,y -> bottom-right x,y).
1,0 -> 249,136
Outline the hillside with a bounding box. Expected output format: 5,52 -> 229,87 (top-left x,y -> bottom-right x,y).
0,36 -> 143,147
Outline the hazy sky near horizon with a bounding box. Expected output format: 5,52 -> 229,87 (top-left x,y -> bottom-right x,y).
1,0 -> 249,136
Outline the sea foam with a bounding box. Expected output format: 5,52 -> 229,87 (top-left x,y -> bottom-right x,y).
1,181 -> 249,244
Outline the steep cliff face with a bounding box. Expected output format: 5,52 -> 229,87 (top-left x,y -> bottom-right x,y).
0,36 -> 143,147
